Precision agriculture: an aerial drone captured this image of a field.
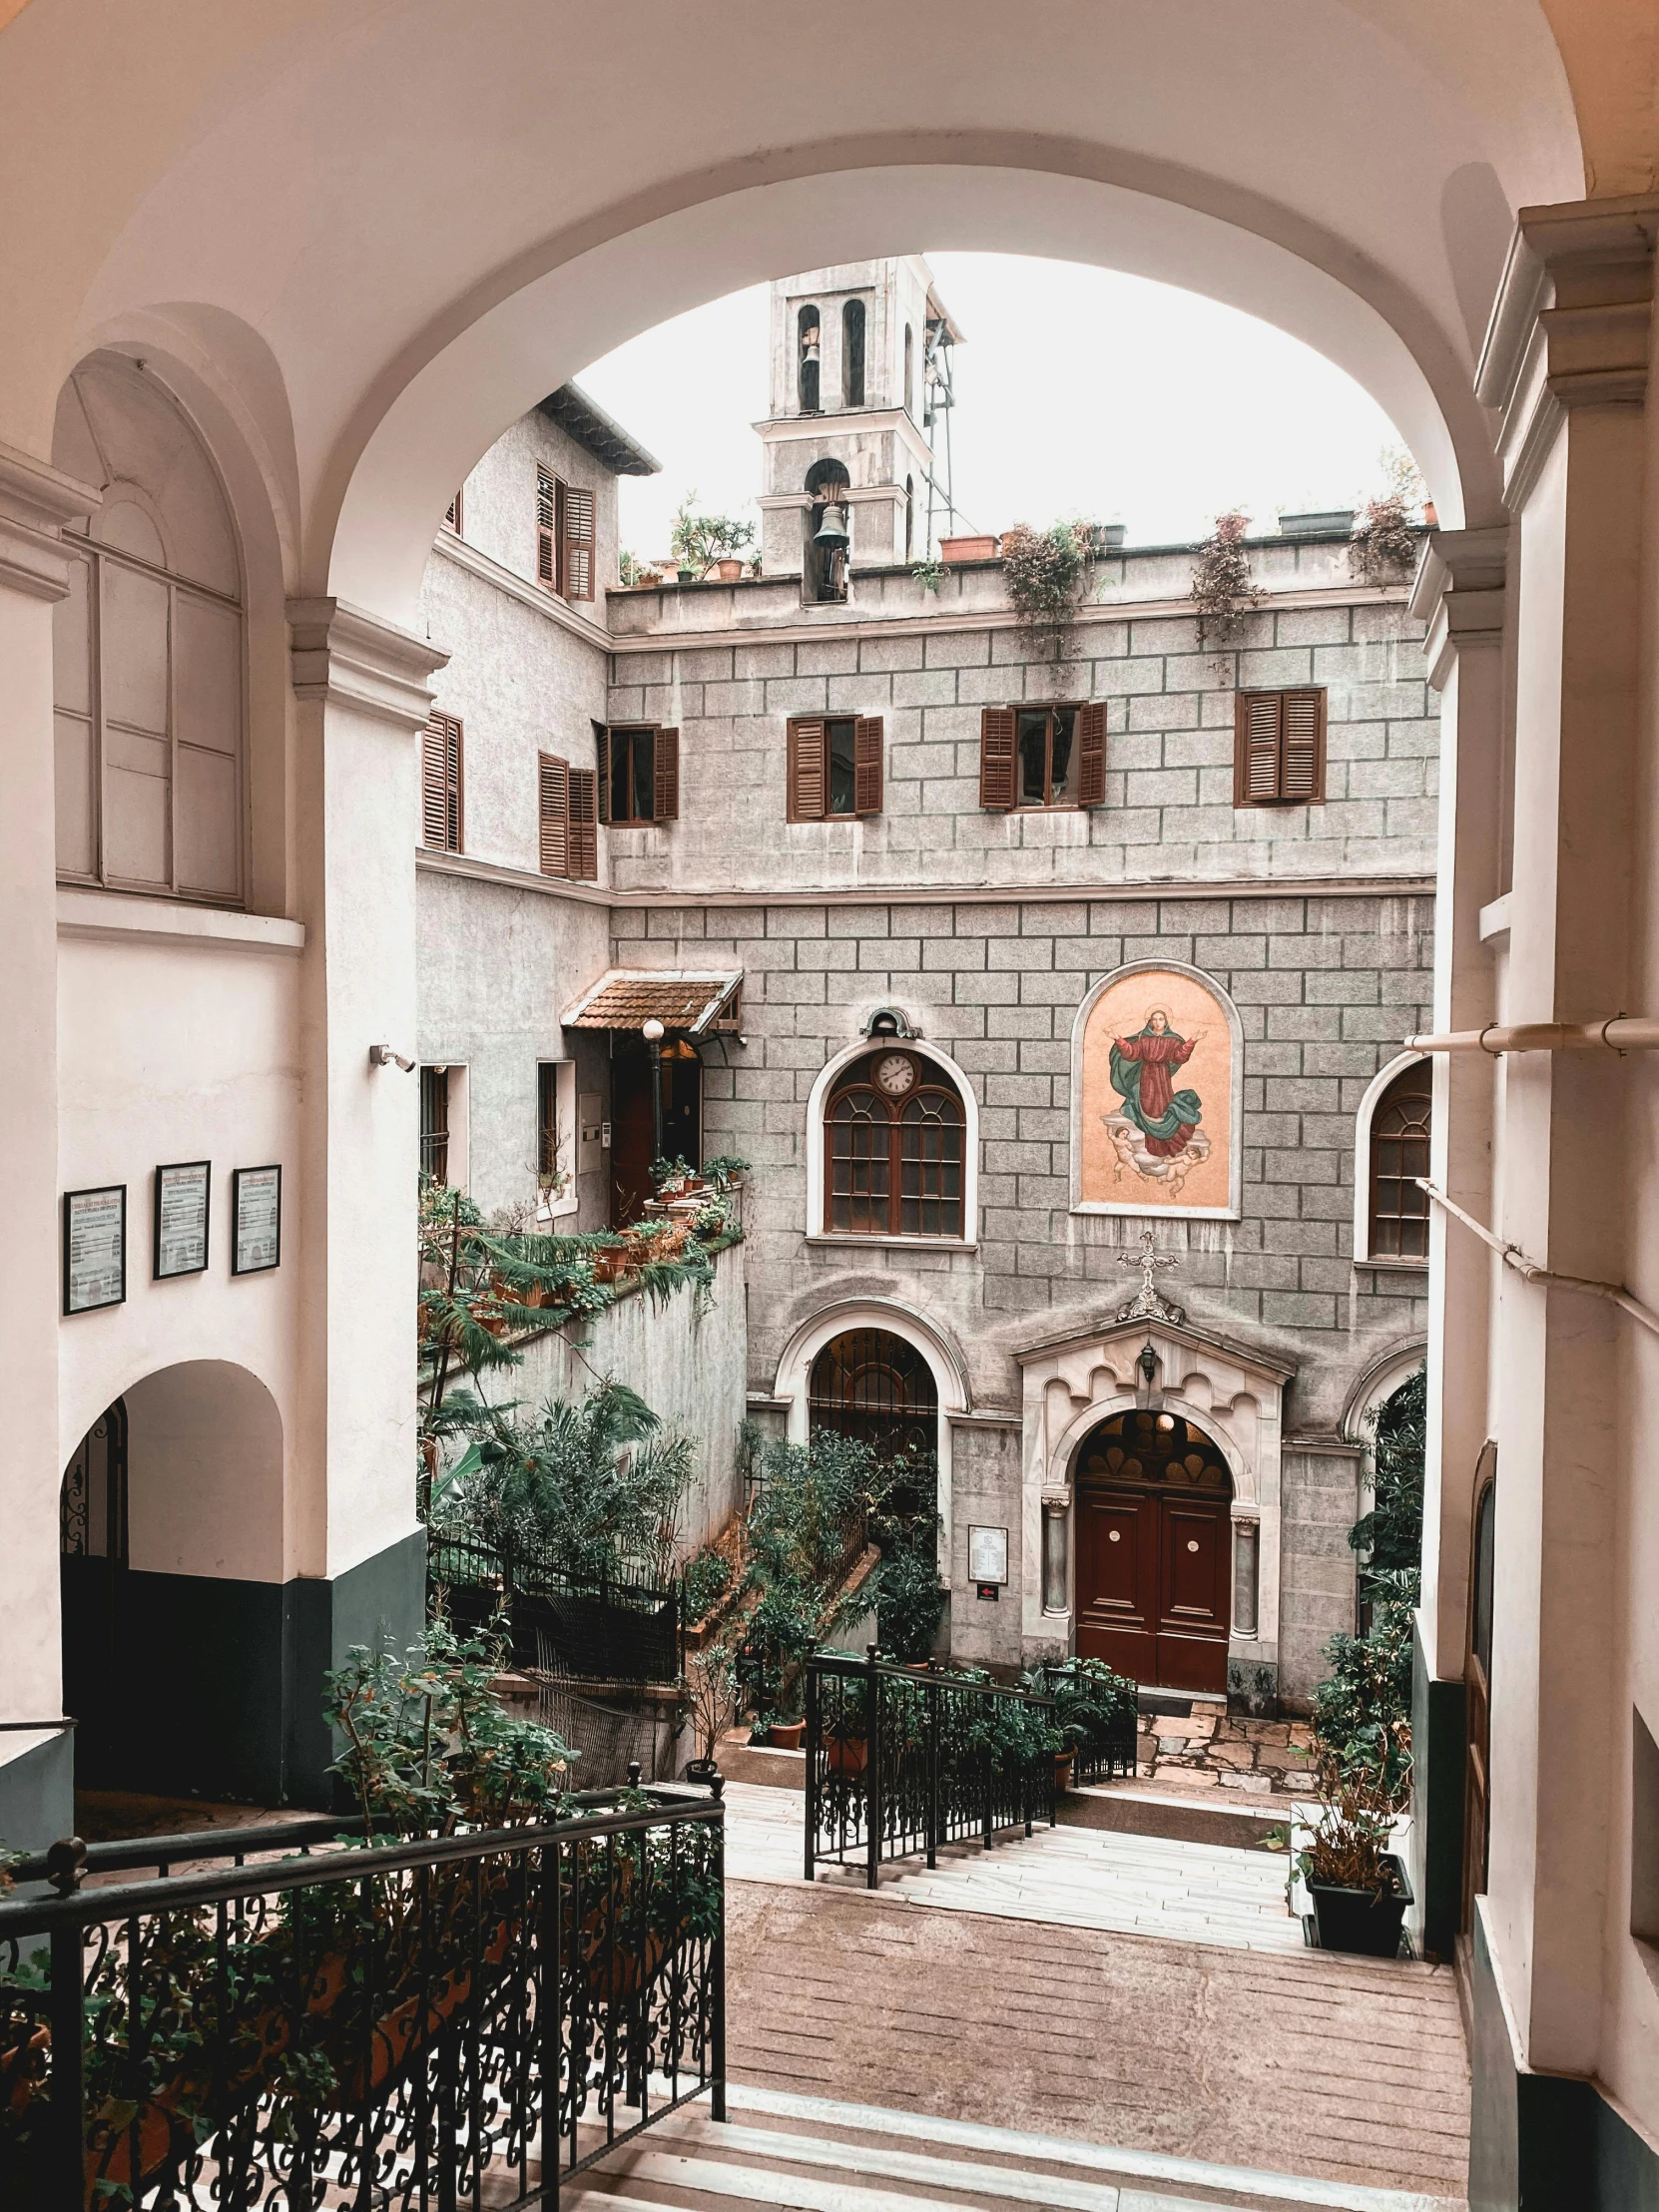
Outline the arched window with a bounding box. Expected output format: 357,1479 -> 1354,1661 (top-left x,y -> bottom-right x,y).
798,304 -> 822,413
903,323 -> 914,416
841,298 -> 865,407
1367,1059 -> 1432,1259
804,456 -> 850,605
52,356 -> 245,904
809,1329 -> 937,1460
826,1048 -> 965,1238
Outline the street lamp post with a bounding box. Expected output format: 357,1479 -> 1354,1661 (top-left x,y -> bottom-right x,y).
642,1018 -> 666,1168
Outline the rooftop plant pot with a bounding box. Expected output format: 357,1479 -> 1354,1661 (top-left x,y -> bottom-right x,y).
939,533 -> 998,563
716,558 -> 744,582
767,1720 -> 806,1751
1309,1852 -> 1412,1958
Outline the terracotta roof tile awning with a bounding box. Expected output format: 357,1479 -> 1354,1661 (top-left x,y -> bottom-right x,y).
561,969 -> 743,1036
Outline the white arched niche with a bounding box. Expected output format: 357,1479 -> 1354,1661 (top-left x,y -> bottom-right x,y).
1352,1049 -> 1432,1265
773,1299 -> 971,1573
804,1034 -> 980,1247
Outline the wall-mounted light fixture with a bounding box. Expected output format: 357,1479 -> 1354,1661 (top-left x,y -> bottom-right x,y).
368,1045 -> 415,1073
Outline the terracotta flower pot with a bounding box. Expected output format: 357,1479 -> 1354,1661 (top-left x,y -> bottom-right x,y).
767,1720 -> 806,1750
716,558 -> 744,581
939,533 -> 998,563
826,1736 -> 867,1776
1054,1752 -> 1075,1790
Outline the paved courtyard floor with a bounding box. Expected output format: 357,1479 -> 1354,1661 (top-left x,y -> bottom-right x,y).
1128,1699 -> 1320,1799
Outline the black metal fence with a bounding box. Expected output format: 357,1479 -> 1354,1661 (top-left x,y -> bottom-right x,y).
1025,1662 -> 1141,1786
0,1778 -> 723,2209
804,1650 -> 1056,1890
427,1533 -> 682,1683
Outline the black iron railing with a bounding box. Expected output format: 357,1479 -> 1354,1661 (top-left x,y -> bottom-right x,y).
804,1650 -> 1056,1890
1026,1661 -> 1141,1785
427,1533 -> 682,1683
0,1776 -> 723,2209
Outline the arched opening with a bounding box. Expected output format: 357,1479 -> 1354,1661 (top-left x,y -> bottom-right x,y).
1072,1407 -> 1234,1692
51,353 -> 247,907
1366,1059 -> 1433,1260
797,302 -> 822,413
809,1326 -> 939,1527
60,1362 -> 284,1806
803,455 -> 850,605
841,297 -> 865,407
825,1046 -> 965,1239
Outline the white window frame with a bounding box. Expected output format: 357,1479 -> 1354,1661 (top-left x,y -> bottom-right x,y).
1353,1049 -> 1431,1266
536,1058 -> 579,1223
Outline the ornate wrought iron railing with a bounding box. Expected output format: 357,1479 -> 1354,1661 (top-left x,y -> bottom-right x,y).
804,1650 -> 1056,1890
1025,1661 -> 1141,1786
0,1776 -> 724,2209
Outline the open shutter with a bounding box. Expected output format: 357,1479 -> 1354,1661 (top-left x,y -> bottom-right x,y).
654,727 -> 680,822
1235,691 -> 1284,804
787,719 -> 827,821
568,767 -> 598,879
979,707 -> 1016,811
563,487 -> 595,601
535,468 -> 557,589
853,717 -> 883,817
1279,689 -> 1326,801
421,717 -> 448,847
538,753 -> 570,877
443,719 -> 463,850
595,727 -> 611,825
1077,701 -> 1107,808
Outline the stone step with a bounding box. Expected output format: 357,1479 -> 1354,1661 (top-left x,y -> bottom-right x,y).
1058,1785 -> 1288,1851
567,2086 -> 1465,2212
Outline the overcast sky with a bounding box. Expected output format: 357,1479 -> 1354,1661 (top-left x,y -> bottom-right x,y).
577,252 -> 1407,564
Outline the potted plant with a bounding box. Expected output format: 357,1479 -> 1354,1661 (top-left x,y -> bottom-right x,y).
1300,1759 -> 1412,1957
939,532 -> 998,563
683,1638 -> 736,1785
669,492 -> 756,582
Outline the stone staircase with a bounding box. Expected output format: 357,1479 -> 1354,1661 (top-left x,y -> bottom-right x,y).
566,2085 -> 1466,2212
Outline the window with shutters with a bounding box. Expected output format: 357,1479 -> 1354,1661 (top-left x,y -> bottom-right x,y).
443,488 -> 463,535
535,467 -> 596,602
601,725 -> 679,827
1364,1057 -> 1432,1261
979,703 -> 1106,811
536,751 -> 599,880
787,716 -> 883,821
825,1050 -> 965,1239
1233,688 -> 1327,805
420,713 -> 463,852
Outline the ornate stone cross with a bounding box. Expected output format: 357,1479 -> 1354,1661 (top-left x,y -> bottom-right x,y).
1115,1227 -> 1186,1325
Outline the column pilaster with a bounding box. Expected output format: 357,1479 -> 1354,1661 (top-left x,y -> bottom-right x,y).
0,442 -> 100,1848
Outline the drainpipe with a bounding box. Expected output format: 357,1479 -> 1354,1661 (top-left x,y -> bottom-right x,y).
1416,1179 -> 1659,1341
1406,1016 -> 1659,1053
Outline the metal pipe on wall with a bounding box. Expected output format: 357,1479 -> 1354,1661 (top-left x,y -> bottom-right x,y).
1406,1016 -> 1659,1054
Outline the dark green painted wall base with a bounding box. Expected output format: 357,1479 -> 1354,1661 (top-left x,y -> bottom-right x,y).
68,1528 -> 426,1811
0,1732 -> 74,1857
1469,1904 -> 1659,2209
1409,1615 -> 1466,1960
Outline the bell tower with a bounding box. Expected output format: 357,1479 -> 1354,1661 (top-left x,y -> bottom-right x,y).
755,257 -> 960,600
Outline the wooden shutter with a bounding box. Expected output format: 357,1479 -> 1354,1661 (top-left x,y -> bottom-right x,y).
979,707 -> 1016,811
568,767 -> 598,879
853,717 -> 883,817
1234,689 -> 1326,803
538,753 -> 570,877
1279,689 -> 1326,800
787,718 -> 827,821
1077,701 -> 1107,808
421,717 -> 449,847
536,468 -> 557,588
654,727 -> 680,823
595,726 -> 611,825
1235,691 -> 1284,804
563,486 -> 595,601
422,712 -> 462,850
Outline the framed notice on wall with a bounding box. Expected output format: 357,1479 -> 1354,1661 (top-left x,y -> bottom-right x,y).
154,1160 -> 211,1279
232,1165 -> 282,1276
63,1185 -> 126,1315
967,1524 -> 1008,1587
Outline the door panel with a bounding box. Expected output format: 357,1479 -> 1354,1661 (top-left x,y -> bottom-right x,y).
1075,1491 -> 1157,1680
1077,1485 -> 1230,1692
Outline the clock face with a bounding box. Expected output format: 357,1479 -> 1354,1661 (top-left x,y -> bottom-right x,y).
874,1052 -> 916,1097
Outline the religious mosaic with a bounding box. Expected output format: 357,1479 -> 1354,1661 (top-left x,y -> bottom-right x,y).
1075,964 -> 1238,1216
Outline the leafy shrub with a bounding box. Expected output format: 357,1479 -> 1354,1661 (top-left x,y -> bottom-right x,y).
1350,448 -> 1425,584
681,1545 -> 735,1626
1028,1656 -> 1138,1753
876,1543 -> 946,1662
1352,1364 -> 1425,1590
1190,509 -> 1261,656
999,518 -> 1094,663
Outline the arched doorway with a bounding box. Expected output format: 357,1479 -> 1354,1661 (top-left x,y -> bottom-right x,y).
1072,1408 -> 1233,1691
809,1326 -> 939,1528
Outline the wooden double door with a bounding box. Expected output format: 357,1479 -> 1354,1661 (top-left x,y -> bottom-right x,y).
1073,1411 -> 1233,1692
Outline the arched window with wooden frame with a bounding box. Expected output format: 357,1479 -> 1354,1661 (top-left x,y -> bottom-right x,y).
825,1048 -> 965,1239
1365,1058 -> 1432,1260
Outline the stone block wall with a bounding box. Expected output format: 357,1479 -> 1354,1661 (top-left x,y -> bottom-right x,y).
1279,1444 -> 1365,1705
613,888 -> 1433,1438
